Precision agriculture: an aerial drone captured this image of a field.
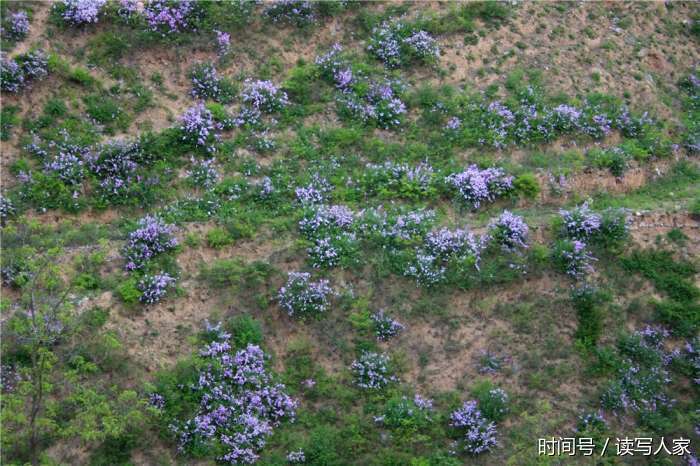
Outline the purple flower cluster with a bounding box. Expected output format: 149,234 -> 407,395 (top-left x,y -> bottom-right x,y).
367,208 -> 435,242
214,30 -> 231,55
551,104 -> 582,131
256,177 -> 274,199
487,210 -> 529,252
294,175 -> 332,205
286,450 -> 306,463
278,272 -> 333,318
138,272 -> 176,304
299,204 -> 354,236
445,116 -> 462,131
117,0 -> 139,19
88,141 -> 141,199
368,21 -> 439,68
371,310 -> 405,341
0,195 -> 15,221
57,0 -> 106,25
143,0 -> 196,33
44,145 -> 87,185
559,239 -> 597,278
449,400 -> 498,454
180,103 -> 220,149
5,11 -> 30,39
190,63 -> 225,101
186,157 -> 219,190
123,215 -> 178,271
307,232 -> 357,268
376,394 -> 434,428
559,202 -> 601,239
171,327 -> 297,464
241,79 -> 289,115
424,227 -> 482,260
264,0 -> 316,26
351,351 -> 397,390
148,392 -> 166,410
576,411 -> 606,433
445,165 -> 514,209
339,80 -> 407,129
1,50 -> 48,93
404,252 -> 446,286
364,161 -> 435,195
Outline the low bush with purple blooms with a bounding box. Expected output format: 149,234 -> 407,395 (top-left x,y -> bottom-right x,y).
87,140 -> 142,201
2,50 -> 48,93
368,20 -> 440,68
123,215 -> 178,271
278,272 -> 333,319
55,0 -> 107,25
186,157 -> 219,190
371,310 -> 405,341
351,351 -> 397,390
180,103 -> 221,150
3,11 -> 30,40
143,0 -> 199,34
361,161 -> 436,199
375,393 -> 434,432
445,165 -> 514,209
189,63 -> 235,103
264,0 -> 316,26
553,239 -> 597,279
166,324 -> 297,464
487,210 -> 529,252
449,400 -> 498,454
138,272 -> 176,304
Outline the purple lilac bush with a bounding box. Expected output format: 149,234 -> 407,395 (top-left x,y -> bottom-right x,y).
57,0 -> 107,25
487,210 -> 529,252
299,204 -> 354,236
180,103 -> 220,149
371,310 -> 405,341
339,80 -> 407,129
404,252 -> 446,286
44,148 -> 86,186
1,50 -> 48,93
237,79 -> 289,127
143,0 -> 197,33
0,57 -> 24,92
375,394 -> 434,428
5,11 -> 30,39
368,20 -> 439,68
138,272 -> 176,304
294,175 -> 332,205
445,165 -> 514,209
214,30 -> 231,55
449,400 -> 498,454
88,141 -> 142,199
558,239 -> 597,278
559,202 -> 601,239
278,272 -> 333,318
186,157 -> 219,190
170,325 -> 297,464
363,161 -> 435,196
0,195 -> 15,221
424,227 -> 482,260
286,450 -> 306,463
351,351 -> 397,390
123,215 -> 178,271
190,63 -> 224,101
264,1 -> 316,26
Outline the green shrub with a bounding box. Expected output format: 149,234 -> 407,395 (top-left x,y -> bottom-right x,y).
226,314 -> 263,349
116,278 -> 141,305
206,227 -> 234,248
471,380 -> 509,422
513,172 -> 540,198
571,286 -> 609,347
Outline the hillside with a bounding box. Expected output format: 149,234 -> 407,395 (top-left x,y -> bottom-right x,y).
1,1 -> 699,465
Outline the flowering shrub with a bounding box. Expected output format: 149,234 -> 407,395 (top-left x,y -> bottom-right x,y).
287,450 -> 306,463
278,272 -> 333,318
375,394 -> 433,432
371,310 -> 404,341
190,63 -> 235,103
88,140 -> 142,200
214,29 -> 231,55
559,202 -> 601,239
449,400 -> 498,454
180,103 -> 220,149
404,252 -> 446,286
4,11 -> 30,40
362,161 -> 435,199
123,215 -> 178,271
351,351 -> 397,390
368,20 -> 439,68
445,165 -> 514,209
186,157 -> 219,190
0,194 -> 15,222
44,148 -> 86,186
307,233 -> 358,268
241,79 -> 289,113
338,80 -> 407,129
143,0 -> 198,33
264,1 -> 316,26
475,387 -> 509,422
294,175 -> 332,205
56,0 -> 107,25
553,239 -> 596,279
487,211 -> 528,252
360,208 -> 436,243
600,327 -> 676,420
576,411 -> 606,433
0,57 -> 24,93
138,272 -> 176,304
2,50 -> 48,93
299,204 -> 354,236
169,324 -> 297,464
424,227 -> 482,260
